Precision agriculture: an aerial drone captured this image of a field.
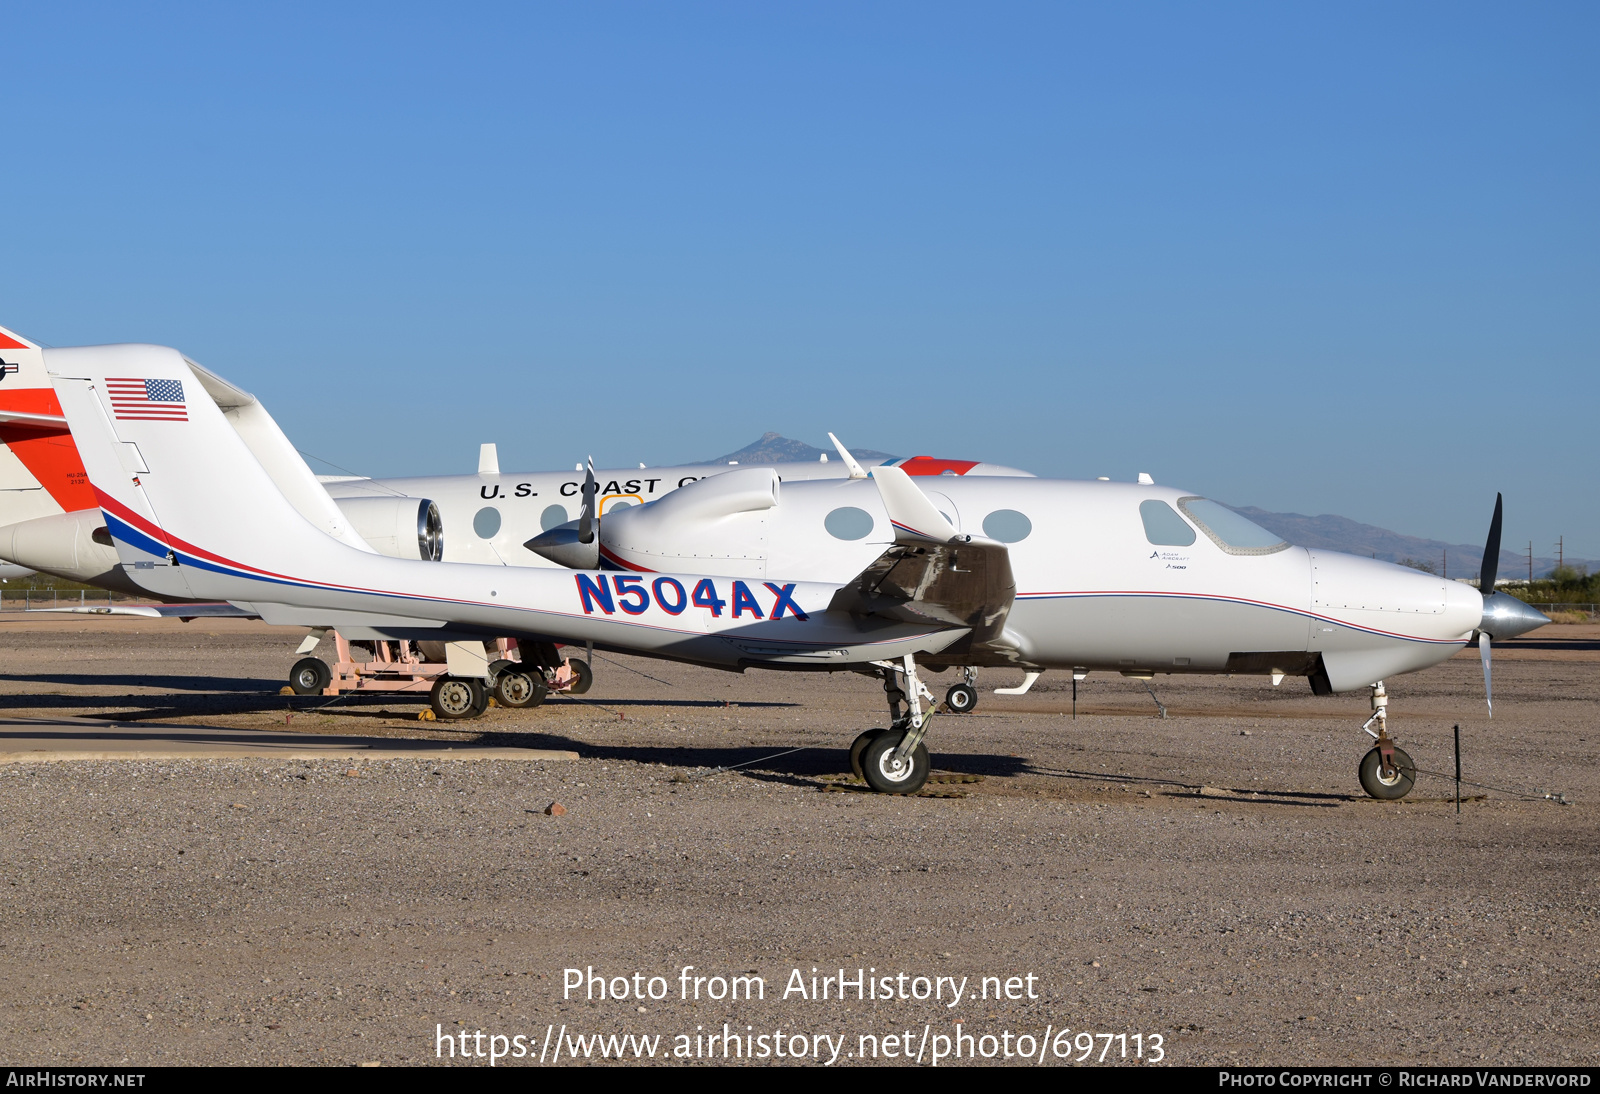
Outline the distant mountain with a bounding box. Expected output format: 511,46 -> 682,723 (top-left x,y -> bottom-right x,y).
1231,506 -> 1591,582
709,432 -> 896,465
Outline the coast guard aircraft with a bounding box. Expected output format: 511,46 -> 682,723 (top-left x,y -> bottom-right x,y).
49,342 -> 1547,799
0,323 -> 1027,587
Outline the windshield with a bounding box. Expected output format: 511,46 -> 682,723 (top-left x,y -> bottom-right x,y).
1177,498 -> 1289,556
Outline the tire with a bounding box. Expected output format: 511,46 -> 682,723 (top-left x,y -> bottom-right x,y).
849,729 -> 881,781
861,732 -> 931,795
945,683 -> 978,713
470,678 -> 491,716
566,658 -> 593,695
288,657 -> 331,696
430,677 -> 483,720
1359,746 -> 1416,800
493,666 -> 546,709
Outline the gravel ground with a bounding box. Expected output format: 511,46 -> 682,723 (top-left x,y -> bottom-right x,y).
0,617 -> 1595,1067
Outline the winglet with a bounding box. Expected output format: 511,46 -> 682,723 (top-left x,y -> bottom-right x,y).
827,433 -> 868,479
871,464 -> 960,545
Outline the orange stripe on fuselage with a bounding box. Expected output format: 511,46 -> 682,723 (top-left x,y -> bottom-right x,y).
0,388 -> 96,511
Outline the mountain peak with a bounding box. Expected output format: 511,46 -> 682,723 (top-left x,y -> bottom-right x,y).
708,434 -> 896,465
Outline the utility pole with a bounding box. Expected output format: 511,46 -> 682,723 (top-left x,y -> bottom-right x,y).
1443,548 -> 1447,580
1557,536 -> 1564,572
1526,541 -> 1533,585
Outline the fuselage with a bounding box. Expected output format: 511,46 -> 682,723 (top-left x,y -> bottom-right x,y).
596,475 -> 1485,690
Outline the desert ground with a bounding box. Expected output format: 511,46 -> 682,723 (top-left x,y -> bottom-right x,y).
0,616 -> 1595,1067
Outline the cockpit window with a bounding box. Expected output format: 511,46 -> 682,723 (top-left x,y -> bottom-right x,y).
1177,498 -> 1289,555
1139,500 -> 1196,546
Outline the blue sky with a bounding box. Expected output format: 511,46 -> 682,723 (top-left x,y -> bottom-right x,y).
3,2 -> 1595,556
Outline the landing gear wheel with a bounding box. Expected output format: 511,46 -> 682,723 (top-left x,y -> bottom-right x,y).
945,683 -> 978,713
861,732 -> 931,795
430,676 -> 486,720
565,658 -> 593,695
492,665 -> 546,709
849,729 -> 882,781
288,657 -> 331,696
1359,745 -> 1416,800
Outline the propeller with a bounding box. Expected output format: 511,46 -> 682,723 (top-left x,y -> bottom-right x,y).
1479,493 -> 1501,717
577,456 -> 597,545
523,458 -> 601,567
1473,492 -> 1550,717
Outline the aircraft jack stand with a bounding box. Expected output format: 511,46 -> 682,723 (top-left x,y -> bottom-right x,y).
286,632 -> 591,721
1357,681 -> 1416,800
850,655 -> 938,794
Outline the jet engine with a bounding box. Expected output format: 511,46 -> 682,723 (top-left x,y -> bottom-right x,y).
333,497 -> 444,561
0,508 -> 136,592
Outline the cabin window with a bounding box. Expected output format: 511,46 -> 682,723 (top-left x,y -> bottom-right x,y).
473,507 -> 502,539
824,507 -> 875,541
1177,497 -> 1289,555
981,509 -> 1032,543
1139,500 -> 1196,546
540,504 -> 568,531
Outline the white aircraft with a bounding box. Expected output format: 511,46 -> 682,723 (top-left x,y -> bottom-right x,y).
49,342 -> 1547,799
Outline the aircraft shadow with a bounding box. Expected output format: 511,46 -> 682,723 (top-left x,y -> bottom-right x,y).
1031,764 -> 1349,806
1501,639 -> 1600,651
1,673 -> 278,692
477,729 -> 1032,785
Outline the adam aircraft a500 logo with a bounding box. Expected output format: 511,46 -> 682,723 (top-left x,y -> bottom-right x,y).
576,574 -> 809,621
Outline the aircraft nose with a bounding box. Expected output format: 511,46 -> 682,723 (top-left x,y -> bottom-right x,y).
1479,591 -> 1549,640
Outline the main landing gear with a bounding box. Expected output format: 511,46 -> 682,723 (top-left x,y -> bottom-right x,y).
1356,681 -> 1416,800
849,654 -> 943,794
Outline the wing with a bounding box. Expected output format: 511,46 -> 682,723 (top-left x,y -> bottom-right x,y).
28,602 -> 260,620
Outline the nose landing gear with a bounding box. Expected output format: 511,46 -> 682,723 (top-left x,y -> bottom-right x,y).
1357,681 -> 1417,800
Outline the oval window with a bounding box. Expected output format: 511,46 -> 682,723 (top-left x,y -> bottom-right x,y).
473,506 -> 502,540
539,504 -> 569,531
824,506 -> 875,541
982,509 -> 1032,543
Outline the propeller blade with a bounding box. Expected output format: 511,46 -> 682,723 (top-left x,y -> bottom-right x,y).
1480,492 -> 1503,593
578,456 -> 596,545
1479,631 -> 1493,718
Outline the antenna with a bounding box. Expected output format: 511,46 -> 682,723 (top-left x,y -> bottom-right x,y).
826,433 -> 868,479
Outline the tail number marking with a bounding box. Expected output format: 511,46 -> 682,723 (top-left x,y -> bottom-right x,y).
576,575 -> 806,621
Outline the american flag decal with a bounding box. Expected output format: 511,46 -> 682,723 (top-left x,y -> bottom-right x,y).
106,377 -> 187,421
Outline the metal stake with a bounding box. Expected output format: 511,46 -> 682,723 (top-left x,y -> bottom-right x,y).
1072,675 -> 1076,720
1454,723 -> 1462,814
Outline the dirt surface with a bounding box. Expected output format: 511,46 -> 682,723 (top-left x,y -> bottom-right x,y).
0,615 -> 1595,1067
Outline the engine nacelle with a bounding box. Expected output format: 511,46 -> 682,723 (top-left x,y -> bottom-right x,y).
0,509 -> 143,592
598,467 -> 778,577
334,497 -> 443,561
